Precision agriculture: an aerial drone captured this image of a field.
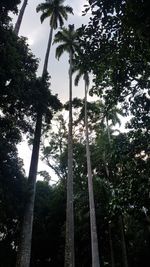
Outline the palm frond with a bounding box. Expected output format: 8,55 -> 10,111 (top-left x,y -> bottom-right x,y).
36,1 -> 73,29
36,3 -> 52,13
74,72 -> 82,86
55,44 -> 67,59
53,28 -> 71,44
73,63 -> 90,87
65,6 -> 74,15
59,27 -> 71,41
59,7 -> 68,21
40,11 -> 50,23
53,30 -> 65,44
58,13 -> 64,28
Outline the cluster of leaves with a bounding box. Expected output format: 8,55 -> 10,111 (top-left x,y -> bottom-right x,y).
0,0 -> 21,25
78,0 -> 150,113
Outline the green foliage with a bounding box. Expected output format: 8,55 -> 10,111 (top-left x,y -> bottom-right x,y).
54,24 -> 79,59
0,26 -> 39,135
32,181 -> 66,266
0,126 -> 26,267
0,0 -> 21,25
77,0 -> 150,115
36,0 -> 73,29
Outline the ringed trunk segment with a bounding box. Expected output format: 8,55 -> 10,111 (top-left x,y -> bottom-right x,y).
65,51 -> 75,267
85,83 -> 100,267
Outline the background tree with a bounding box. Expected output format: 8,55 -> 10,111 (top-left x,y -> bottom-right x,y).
74,67 -> 100,267
54,24 -> 78,267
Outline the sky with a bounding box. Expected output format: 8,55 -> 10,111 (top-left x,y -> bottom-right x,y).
15,0 -> 91,181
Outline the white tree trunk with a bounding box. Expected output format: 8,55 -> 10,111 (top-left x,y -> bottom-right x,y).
65,50 -> 75,267
85,82 -> 100,267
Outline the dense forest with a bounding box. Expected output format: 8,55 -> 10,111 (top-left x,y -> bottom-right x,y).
0,0 -> 150,267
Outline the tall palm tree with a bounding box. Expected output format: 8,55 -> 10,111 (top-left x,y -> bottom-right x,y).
36,0 -> 73,76
74,68 -> 100,267
53,24 -> 78,267
16,2 -> 73,267
14,0 -> 28,35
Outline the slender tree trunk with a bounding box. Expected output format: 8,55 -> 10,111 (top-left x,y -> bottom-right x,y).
16,111 -> 43,267
119,215 -> 128,267
108,223 -> 115,267
42,26 -> 54,77
85,82 -> 100,267
16,17 -> 55,266
16,16 -> 54,267
14,0 -> 28,35
65,51 -> 75,267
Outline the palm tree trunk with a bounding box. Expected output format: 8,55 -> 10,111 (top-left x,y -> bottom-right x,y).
65,51 -> 75,267
16,111 -> 43,267
108,223 -> 115,267
16,18 -> 54,267
42,25 -> 54,76
14,0 -> 28,35
85,82 -> 100,267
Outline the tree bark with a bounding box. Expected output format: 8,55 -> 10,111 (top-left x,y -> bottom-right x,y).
85,82 -> 100,267
65,51 -> 75,267
16,17 -> 54,267
14,0 -> 28,35
16,111 -> 43,267
108,223 -> 115,267
42,25 -> 54,77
